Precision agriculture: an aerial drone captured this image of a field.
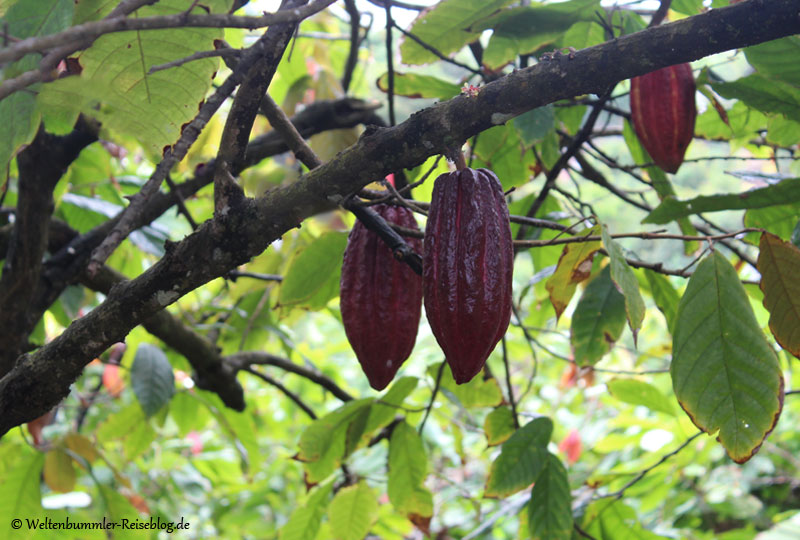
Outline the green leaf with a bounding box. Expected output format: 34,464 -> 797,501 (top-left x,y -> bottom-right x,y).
757,232 -> 800,359
43,448 -> 76,493
601,225 -> 646,342
471,125 -> 538,190
671,251 -> 784,463
399,0 -> 515,65
279,481 -> 334,540
695,100 -> 767,142
745,37 -> 800,86
484,406 -> 517,447
671,0 -> 703,15
0,450 -> 44,525
643,270 -> 679,333
478,0 -> 599,68
279,232 -> 348,311
607,378 -> 676,416
376,72 -> 461,100
388,421 -> 431,516
297,399 -> 373,462
513,106 -> 556,146
36,0 -> 228,156
363,376 -> 418,440
712,74 -> 800,123
328,481 -> 379,540
582,500 -> 669,539
545,225 -> 601,321
745,204 -> 800,243
527,453 -> 572,540
432,363 -> 503,408
485,417 -> 552,498
570,266 -> 627,366
767,115 -> 800,147
644,178 -> 800,224
131,343 -> 175,417
97,403 -> 146,442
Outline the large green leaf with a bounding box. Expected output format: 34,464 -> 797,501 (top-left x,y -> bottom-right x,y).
513,105 -> 555,146
328,481 -> 379,540
363,377 -> 418,440
602,225 -> 645,342
545,225 -> 601,320
485,417 -> 552,498
0,450 -> 44,530
527,453 -> 573,540
745,36 -> 800,86
484,406 -> 517,447
278,232 -> 348,311
712,74 -> 800,123
671,252 -> 783,463
644,178 -> 800,224
570,266 -> 627,366
477,0 -> 599,69
642,270 -> 680,333
388,421 -> 432,517
0,0 -> 74,174
131,343 -> 175,417
36,0 -> 229,155
297,399 -> 373,462
745,204 -> 800,243
376,72 -> 461,100
757,232 -> 800,359
399,0 -> 515,65
607,378 -> 676,416
582,500 -> 669,539
279,481 -> 334,540
471,125 -> 538,189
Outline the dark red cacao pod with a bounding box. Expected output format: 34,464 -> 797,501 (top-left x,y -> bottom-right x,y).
423,168 -> 513,384
340,204 -> 423,390
630,63 -> 697,174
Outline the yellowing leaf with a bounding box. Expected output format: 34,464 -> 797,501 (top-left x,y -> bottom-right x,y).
758,232 -> 800,358
546,226 -> 601,320
44,448 -> 76,493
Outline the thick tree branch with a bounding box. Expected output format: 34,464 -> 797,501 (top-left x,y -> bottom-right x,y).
0,0 -> 796,436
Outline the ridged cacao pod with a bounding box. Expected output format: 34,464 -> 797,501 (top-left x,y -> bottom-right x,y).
423,168 -> 513,384
340,204 -> 423,390
630,63 -> 697,174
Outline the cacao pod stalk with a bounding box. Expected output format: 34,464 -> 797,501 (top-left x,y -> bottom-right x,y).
423,168 -> 513,384
630,63 -> 697,174
340,204 -> 423,390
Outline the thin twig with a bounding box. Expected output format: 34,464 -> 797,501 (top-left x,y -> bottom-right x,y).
243,366 -> 317,419
501,337 -> 520,429
148,47 -> 242,74
419,361 -> 446,434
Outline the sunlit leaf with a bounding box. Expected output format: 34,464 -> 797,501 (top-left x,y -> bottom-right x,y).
745,37 -> 800,86
44,448 -> 76,493
399,0 -> 515,65
671,252 -> 783,463
328,481 -> 379,540
279,481 -> 334,540
279,232 -> 348,311
388,421 -> 432,517
0,450 -> 44,524
571,266 -> 627,366
757,232 -> 800,358
713,74 -> 800,123
484,406 -> 517,447
607,378 -> 676,416
546,227 -> 601,321
432,363 -> 503,408
297,399 -> 373,462
376,72 -> 461,100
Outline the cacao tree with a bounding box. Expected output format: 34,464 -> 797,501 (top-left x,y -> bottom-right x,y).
0,0 -> 799,538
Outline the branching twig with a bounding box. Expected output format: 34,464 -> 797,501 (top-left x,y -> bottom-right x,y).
243,366 -> 317,419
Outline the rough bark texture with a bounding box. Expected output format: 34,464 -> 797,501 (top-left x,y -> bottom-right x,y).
0,0 -> 797,435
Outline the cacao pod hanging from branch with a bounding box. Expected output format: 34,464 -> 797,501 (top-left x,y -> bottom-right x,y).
630,63 -> 697,174
423,168 -> 513,384
340,204 -> 424,390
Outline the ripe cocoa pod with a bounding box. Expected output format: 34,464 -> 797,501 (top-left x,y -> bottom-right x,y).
423,168 -> 513,384
340,204 -> 423,390
630,63 -> 697,174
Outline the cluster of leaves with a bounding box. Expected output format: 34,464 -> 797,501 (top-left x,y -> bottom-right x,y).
0,0 -> 799,539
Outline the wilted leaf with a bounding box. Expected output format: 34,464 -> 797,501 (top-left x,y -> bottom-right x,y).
602,225 -> 646,342
44,448 -> 76,493
757,232 -> 800,358
546,226 -> 601,320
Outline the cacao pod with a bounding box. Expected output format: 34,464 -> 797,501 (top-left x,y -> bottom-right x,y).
630,63 -> 697,174
340,204 -> 423,390
423,168 -> 513,384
